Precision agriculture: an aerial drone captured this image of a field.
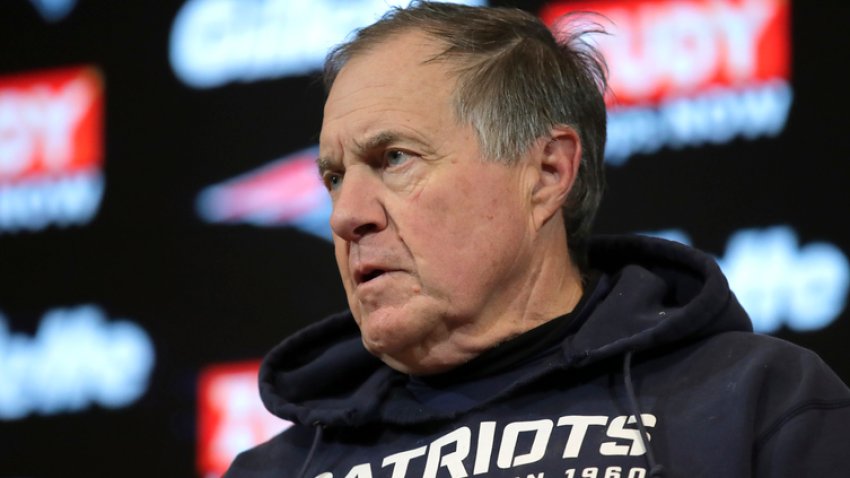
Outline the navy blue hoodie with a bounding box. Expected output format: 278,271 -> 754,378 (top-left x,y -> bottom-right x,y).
225,235 -> 850,477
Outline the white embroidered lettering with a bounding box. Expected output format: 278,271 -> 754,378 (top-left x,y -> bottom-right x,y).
497,419 -> 554,468
600,415 -> 656,456
422,426 -> 471,478
556,416 -> 609,458
473,421 -> 496,475
343,463 -> 373,478
382,446 -> 426,478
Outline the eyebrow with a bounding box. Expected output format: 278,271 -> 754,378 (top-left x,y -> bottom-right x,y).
316,155 -> 333,175
316,130 -> 423,174
354,131 -> 403,155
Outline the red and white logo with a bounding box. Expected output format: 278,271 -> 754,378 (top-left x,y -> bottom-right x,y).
0,66 -> 105,232
540,0 -> 792,163
542,0 -> 790,106
197,361 -> 291,478
196,146 -> 333,239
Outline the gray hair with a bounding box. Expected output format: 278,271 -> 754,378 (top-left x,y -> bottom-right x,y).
323,1 -> 608,265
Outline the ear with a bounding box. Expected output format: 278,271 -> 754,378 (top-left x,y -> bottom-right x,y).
530,125 -> 582,230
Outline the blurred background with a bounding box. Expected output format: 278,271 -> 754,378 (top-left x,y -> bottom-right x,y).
1,0 -> 848,476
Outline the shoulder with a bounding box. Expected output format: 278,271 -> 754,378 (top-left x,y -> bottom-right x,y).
223,425 -> 317,478
641,331 -> 850,427
698,331 -> 843,382
639,332 -> 850,474
681,331 -> 847,393
680,332 -> 850,431
705,334 -> 850,475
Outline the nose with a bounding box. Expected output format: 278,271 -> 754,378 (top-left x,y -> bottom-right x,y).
329,167 -> 387,241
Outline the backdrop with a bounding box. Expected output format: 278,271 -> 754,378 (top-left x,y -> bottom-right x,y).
1,0 -> 848,477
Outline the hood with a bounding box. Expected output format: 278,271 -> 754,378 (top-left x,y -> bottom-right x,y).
259,234 -> 753,428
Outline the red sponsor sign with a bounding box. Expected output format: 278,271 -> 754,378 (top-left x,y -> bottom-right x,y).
197,361 -> 291,478
205,148 -> 324,223
0,66 -> 103,181
540,0 -> 790,106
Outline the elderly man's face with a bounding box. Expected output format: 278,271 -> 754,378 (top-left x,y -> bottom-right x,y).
319,32 -> 540,374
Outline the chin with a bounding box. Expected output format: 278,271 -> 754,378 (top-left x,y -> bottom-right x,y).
370,344 -> 466,376
356,309 -> 424,355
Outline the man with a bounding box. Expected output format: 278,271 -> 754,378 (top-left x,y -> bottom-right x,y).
225,2 -> 850,477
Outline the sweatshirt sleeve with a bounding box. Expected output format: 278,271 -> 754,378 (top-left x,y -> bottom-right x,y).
752,347 -> 850,477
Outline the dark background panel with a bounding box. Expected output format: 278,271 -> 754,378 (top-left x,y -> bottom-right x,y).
0,1 -> 848,477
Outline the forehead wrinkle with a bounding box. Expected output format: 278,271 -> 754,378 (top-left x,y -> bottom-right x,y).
318,129 -> 418,174
319,97 -> 407,175
319,33 -> 461,175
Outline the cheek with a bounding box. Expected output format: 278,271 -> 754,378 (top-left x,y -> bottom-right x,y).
405,180 -> 471,254
426,172 -> 520,245
405,175 -> 517,290
412,169 -> 482,232
334,239 -> 353,291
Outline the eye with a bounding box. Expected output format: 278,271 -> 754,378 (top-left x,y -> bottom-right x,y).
322,171 -> 343,191
385,150 -> 414,168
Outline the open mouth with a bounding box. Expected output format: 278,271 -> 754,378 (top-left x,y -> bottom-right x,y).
358,268 -> 387,284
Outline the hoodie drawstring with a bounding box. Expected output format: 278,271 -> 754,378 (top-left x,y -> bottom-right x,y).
298,424 -> 323,478
623,351 -> 666,478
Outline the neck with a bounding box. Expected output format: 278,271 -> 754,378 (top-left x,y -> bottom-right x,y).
497,222 -> 584,339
